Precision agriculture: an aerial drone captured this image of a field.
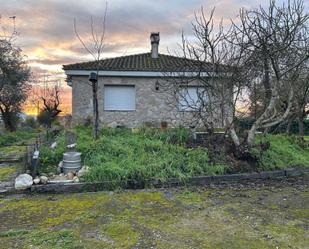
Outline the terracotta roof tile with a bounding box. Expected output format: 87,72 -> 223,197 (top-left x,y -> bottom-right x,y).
63,53 -> 214,72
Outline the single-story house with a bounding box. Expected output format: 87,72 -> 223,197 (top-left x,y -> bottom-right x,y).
63,33 -> 231,128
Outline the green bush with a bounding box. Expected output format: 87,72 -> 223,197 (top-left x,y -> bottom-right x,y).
253,134 -> 309,170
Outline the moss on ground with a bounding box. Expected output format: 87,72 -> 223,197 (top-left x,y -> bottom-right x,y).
0,179 -> 308,249
0,164 -> 20,181
0,145 -> 26,161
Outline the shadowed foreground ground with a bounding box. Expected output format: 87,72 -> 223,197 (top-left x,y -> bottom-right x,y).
0,177 -> 308,249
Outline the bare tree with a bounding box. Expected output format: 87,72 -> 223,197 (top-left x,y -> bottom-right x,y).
160,6 -> 247,149
37,85 -> 62,128
29,76 -> 62,128
160,7 -> 243,136
73,2 -> 108,139
162,0 -> 308,157
231,0 -> 309,145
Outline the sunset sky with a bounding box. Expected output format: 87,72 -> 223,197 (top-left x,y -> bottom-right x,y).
1,0 -> 297,115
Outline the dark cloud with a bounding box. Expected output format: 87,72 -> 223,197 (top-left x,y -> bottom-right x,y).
2,0 -> 294,75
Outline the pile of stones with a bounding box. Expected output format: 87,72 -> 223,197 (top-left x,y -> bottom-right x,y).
15,165 -> 89,190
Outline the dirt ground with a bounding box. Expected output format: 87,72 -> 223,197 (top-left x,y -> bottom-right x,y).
0,176 -> 308,249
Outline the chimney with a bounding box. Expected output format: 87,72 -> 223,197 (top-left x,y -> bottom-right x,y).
150,32 -> 160,59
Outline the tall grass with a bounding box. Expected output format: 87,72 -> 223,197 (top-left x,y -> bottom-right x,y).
40,126 -> 225,185
39,126 -> 309,186
253,135 -> 309,170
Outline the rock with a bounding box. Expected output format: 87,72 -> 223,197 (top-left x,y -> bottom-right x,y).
59,173 -> 64,177
67,172 -> 74,180
56,167 -> 62,174
58,161 -> 63,168
40,176 -> 48,184
33,177 -> 40,184
50,142 -> 57,149
77,166 -> 89,178
108,121 -> 118,128
73,176 -> 79,183
51,175 -> 67,182
15,174 -> 33,190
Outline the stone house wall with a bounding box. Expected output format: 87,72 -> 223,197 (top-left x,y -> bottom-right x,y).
71,76 -> 228,128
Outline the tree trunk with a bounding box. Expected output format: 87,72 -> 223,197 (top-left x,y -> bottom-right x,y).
298,114 -> 304,138
247,80 -> 293,146
2,111 -> 16,132
263,127 -> 270,135
230,127 -> 240,147
285,118 -> 293,134
92,81 -> 99,139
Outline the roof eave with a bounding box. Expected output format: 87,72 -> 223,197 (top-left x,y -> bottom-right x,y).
64,69 -> 225,78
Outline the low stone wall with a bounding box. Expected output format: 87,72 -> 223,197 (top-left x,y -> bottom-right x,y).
2,167 -> 308,195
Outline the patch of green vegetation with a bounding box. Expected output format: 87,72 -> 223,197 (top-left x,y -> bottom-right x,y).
0,128 -> 39,146
39,126 -> 309,185
0,145 -> 26,154
290,208 -> 309,218
0,165 -> 18,181
101,221 -> 139,248
175,189 -> 208,206
40,126 -> 225,186
253,134 -> 309,170
0,229 -> 29,237
0,146 -> 26,162
25,229 -> 77,249
263,223 -> 308,248
0,193 -> 109,228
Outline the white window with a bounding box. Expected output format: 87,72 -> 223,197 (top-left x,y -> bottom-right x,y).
104,85 -> 136,111
179,86 -> 208,111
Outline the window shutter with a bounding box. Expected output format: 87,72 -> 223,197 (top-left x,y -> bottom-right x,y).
104,85 -> 136,111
